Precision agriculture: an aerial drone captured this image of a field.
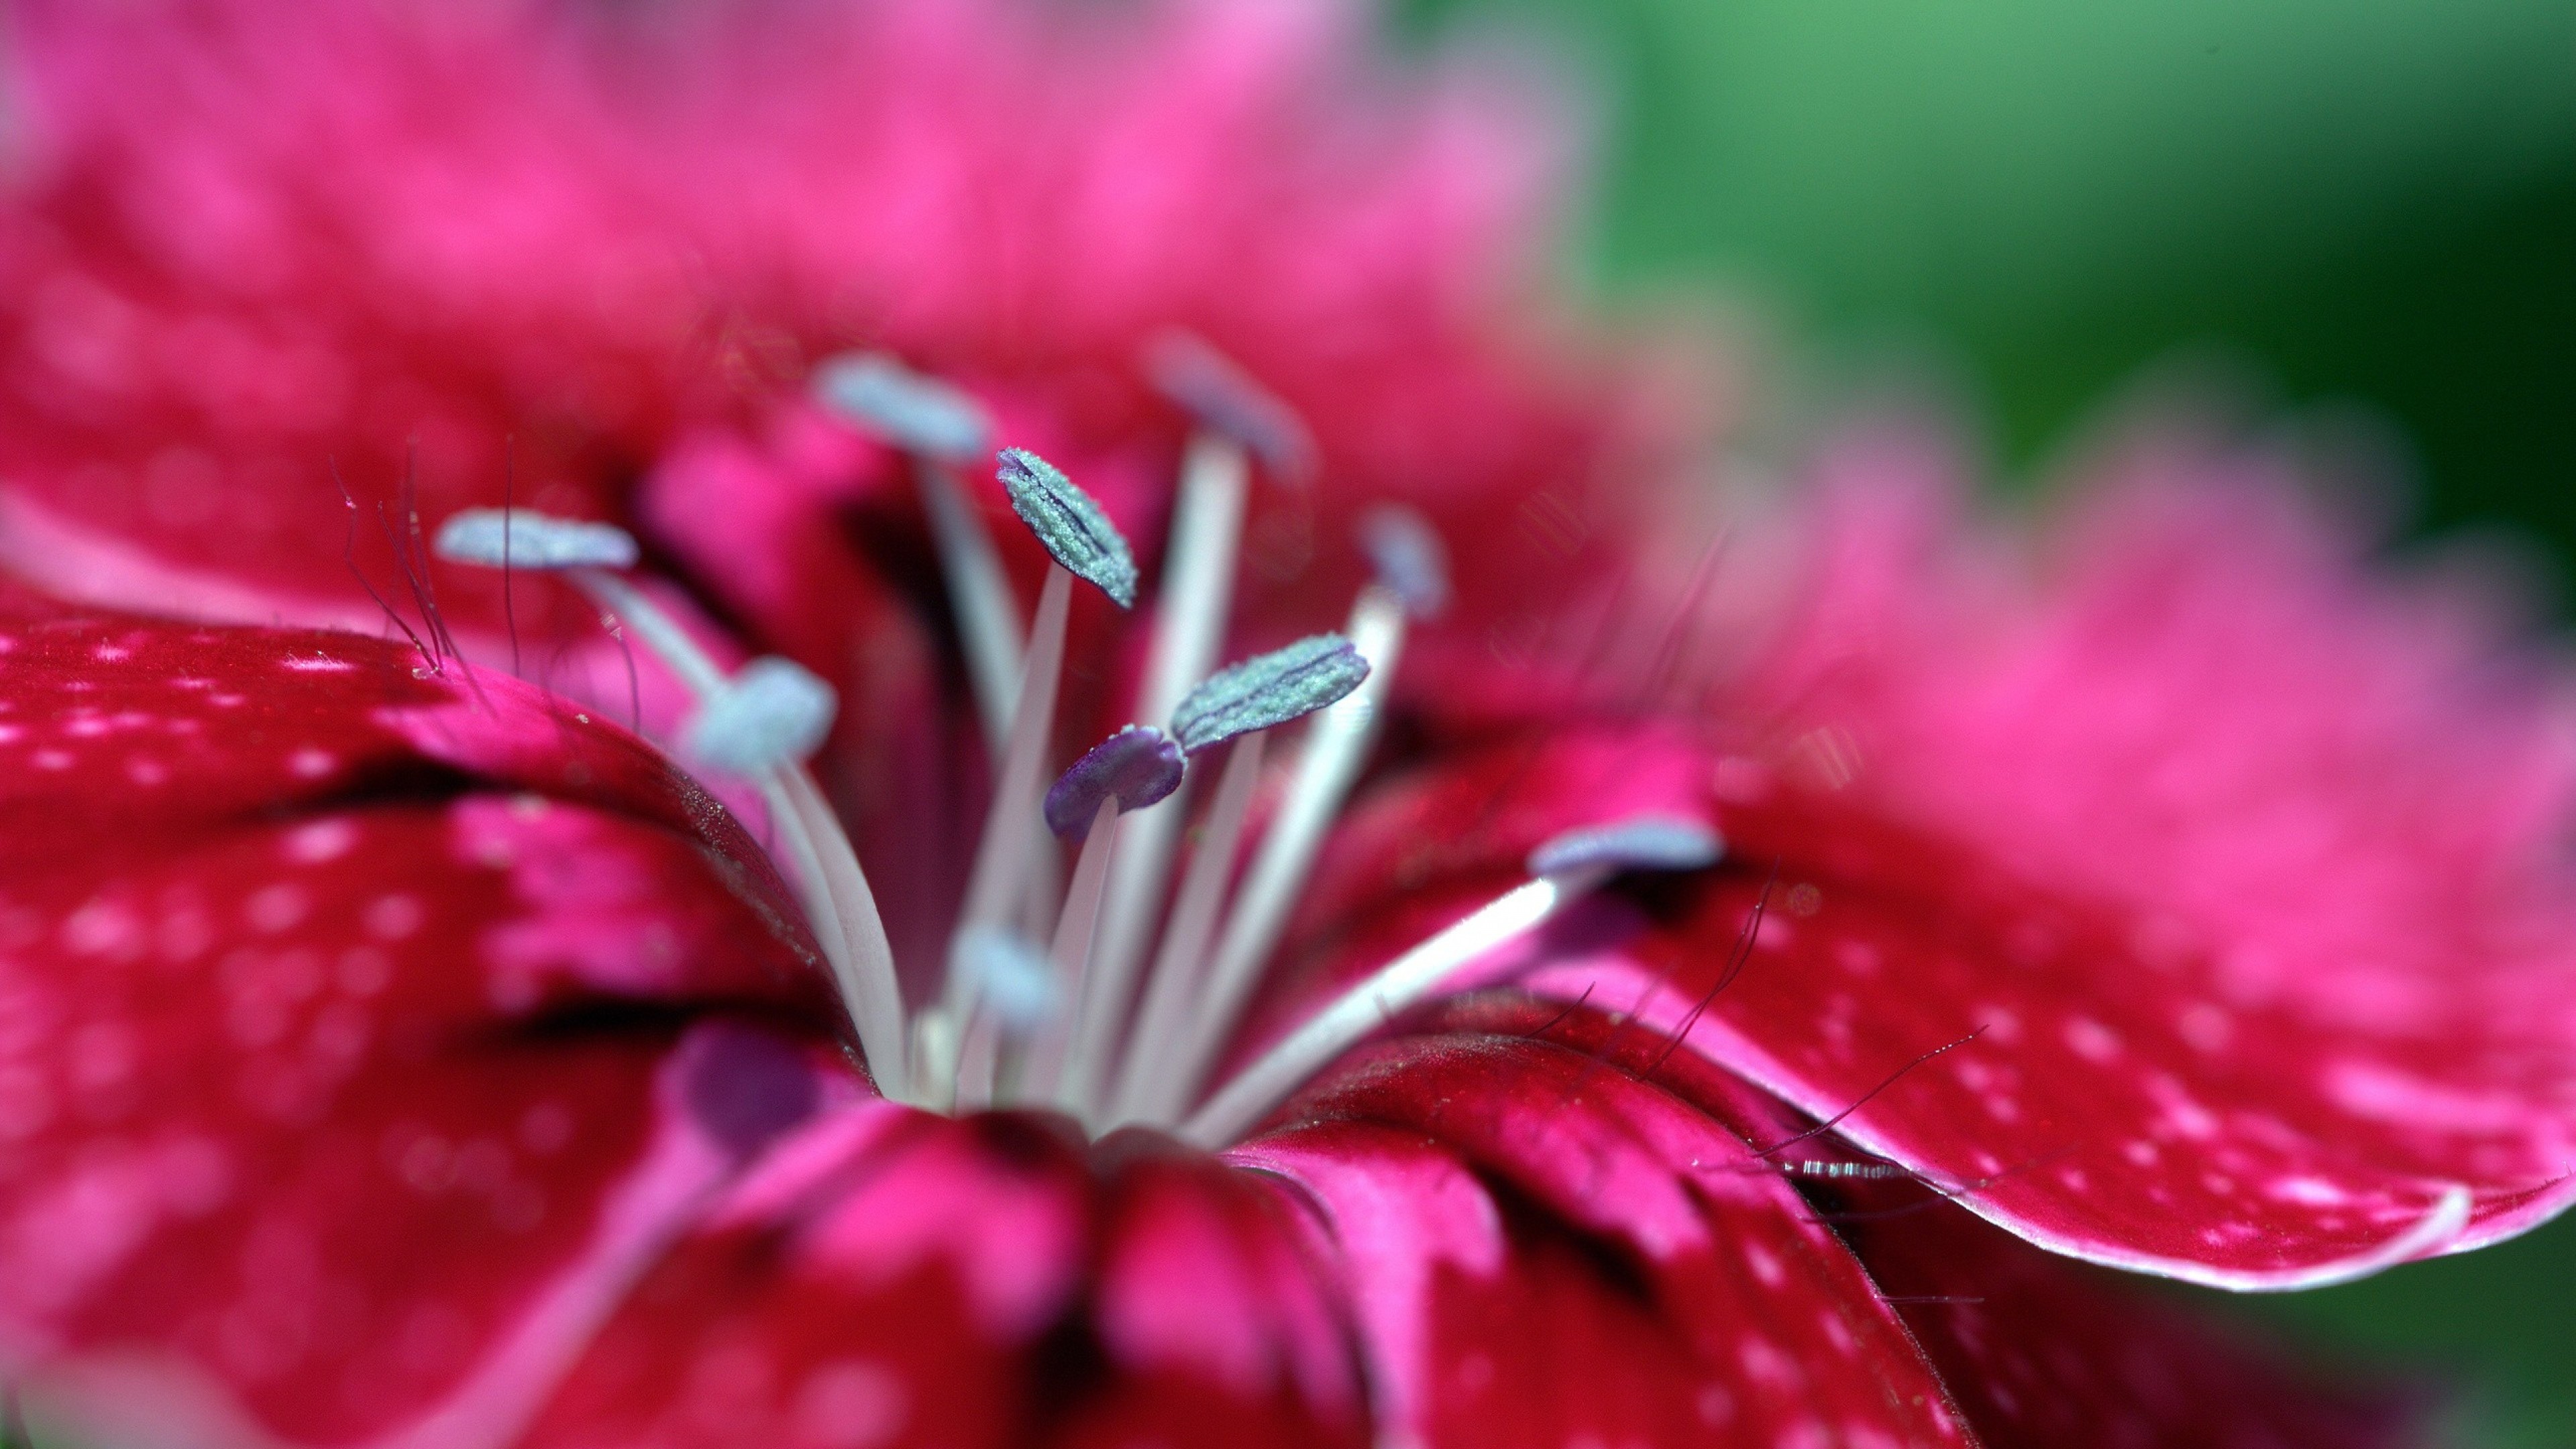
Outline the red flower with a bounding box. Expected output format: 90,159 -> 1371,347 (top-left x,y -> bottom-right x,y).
1,3 -> 2568,1447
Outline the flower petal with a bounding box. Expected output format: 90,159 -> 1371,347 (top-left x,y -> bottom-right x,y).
1827,1185 -> 2428,1448
521,1108 -> 1367,1448
1561,785 -> 2569,1288
0,800 -> 837,1448
1240,1030 -> 1973,1449
0,611 -> 849,1447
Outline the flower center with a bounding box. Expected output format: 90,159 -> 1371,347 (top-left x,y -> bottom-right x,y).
436,346 -> 1719,1145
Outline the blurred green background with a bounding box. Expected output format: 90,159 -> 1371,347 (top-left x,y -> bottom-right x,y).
1403,0 -> 2576,1443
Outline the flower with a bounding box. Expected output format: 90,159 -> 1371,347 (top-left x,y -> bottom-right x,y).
2,3 -> 2572,1448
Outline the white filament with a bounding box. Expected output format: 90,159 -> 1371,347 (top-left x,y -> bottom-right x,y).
924,564 -> 1073,1095
1181,865 -> 1611,1147
1102,731 -> 1267,1129
1021,797 -> 1126,1106
912,459 -> 1028,758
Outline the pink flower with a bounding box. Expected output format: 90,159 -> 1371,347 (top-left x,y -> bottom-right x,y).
1,3 -> 2570,1448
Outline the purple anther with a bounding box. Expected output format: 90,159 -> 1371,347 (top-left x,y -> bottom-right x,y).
1044,725 -> 1187,839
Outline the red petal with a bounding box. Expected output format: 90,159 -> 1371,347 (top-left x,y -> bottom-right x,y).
0,608 -> 805,927
0,613 -> 847,1446
1828,1186 -> 2424,1449
1240,1031 -> 1972,1449
0,800 -> 837,1446
1568,784 -> 2569,1287
1285,691 -> 2575,1286
523,1109 -> 1366,1448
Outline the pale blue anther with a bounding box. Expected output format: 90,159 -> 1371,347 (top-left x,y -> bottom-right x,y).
954,926 -> 1059,1032
1169,634 -> 1368,754
685,657 -> 839,776
998,448 -> 1138,608
433,508 -> 637,571
1145,330 -> 1316,480
814,352 -> 994,464
1044,725 -> 1187,839
1526,816 -> 1725,877
1358,504 -> 1450,620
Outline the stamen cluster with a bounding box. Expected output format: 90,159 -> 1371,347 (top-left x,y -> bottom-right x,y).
437,347 -> 1719,1144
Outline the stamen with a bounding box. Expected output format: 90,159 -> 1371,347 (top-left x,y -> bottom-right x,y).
1357,504 -> 1450,619
1177,815 -> 1723,1146
1099,732 -> 1267,1128
684,656 -> 838,776
1168,634 -> 1369,754
931,452 -> 1134,1093
1137,585 -> 1407,1123
435,511 -> 910,1095
1146,330 -> 1316,481
1077,431 -> 1250,1118
813,354 -> 1023,755
1000,448 -> 1138,608
1042,726 -> 1187,839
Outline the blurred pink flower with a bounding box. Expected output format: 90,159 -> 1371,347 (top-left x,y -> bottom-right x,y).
1,3 -> 2571,1448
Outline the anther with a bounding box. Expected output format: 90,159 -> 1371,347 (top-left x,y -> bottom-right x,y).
433,507 -> 638,572
685,656 -> 838,776
814,353 -> 1022,755
1358,504 -> 1450,620
1169,634 -> 1369,754
1043,726 -> 1186,838
1146,330 -> 1316,481
1000,448 -> 1138,608
953,926 -> 1059,1035
813,352 -> 993,464
1526,815 -> 1724,878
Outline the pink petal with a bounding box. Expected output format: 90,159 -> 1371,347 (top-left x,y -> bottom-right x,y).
521,1108 -> 1366,1448
1240,1030 -> 1973,1449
